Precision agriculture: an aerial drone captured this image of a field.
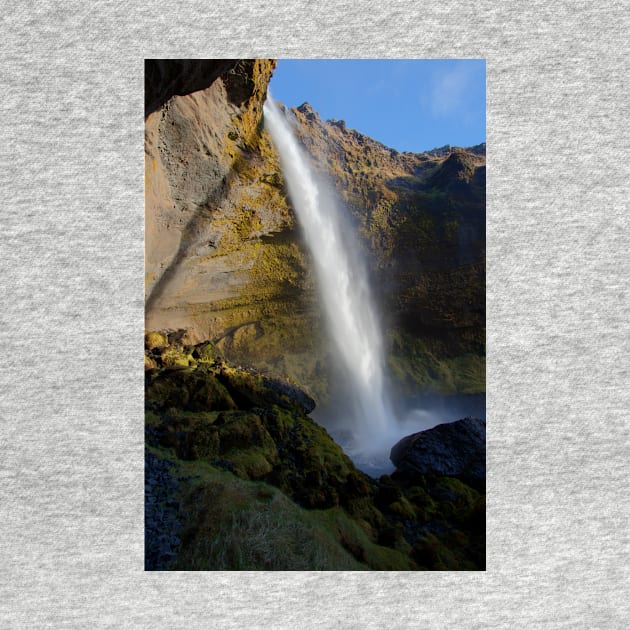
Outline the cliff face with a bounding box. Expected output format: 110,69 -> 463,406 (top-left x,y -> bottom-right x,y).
145,60 -> 485,399
146,59 -> 327,397
289,105 -> 486,395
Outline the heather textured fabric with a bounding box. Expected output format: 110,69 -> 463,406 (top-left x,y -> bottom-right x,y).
1,1 -> 629,627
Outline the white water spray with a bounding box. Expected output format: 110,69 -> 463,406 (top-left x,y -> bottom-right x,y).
263,96 -> 398,459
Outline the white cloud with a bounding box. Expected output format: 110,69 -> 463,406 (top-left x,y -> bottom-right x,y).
430,63 -> 472,118
365,78 -> 386,95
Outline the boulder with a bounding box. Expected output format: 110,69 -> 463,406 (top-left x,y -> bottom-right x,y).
216,367 -> 316,415
390,418 -> 486,489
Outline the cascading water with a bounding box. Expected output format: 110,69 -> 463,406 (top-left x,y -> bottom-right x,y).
263,95 -> 398,466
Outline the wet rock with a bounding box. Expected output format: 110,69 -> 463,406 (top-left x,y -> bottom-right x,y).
390,417 -> 486,490
216,367 -> 315,415
145,452 -> 185,570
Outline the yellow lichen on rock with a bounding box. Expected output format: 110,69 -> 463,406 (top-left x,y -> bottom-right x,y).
145,331 -> 168,350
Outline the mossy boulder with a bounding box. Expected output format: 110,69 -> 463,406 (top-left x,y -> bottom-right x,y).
179,419 -> 220,461
216,366 -> 316,415
146,368 -> 237,412
430,476 -> 482,524
260,407 -> 372,510
215,411 -> 279,479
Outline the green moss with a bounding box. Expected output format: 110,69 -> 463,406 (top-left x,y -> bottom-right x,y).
185,421 -> 220,460
404,485 -> 436,520
215,411 -> 279,479
249,238 -> 307,289
413,533 -> 460,570
309,508 -> 417,570
224,450 -> 276,479
146,340 -> 484,570
344,496 -> 387,534
160,346 -> 193,368
146,368 -> 237,412
192,342 -> 218,364
435,477 -> 481,519
387,329 -> 485,395
445,354 -> 486,394
387,331 -> 456,394
388,496 -> 417,520
145,411 -> 161,427
188,371 -> 237,411
412,528 -> 480,571
163,408 -> 220,424
165,457 -> 367,570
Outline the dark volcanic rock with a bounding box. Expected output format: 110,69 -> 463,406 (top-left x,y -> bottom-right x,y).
145,59 -> 238,117
145,451 -> 184,570
390,418 -> 486,489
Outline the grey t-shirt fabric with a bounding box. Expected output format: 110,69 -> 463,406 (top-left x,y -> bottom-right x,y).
1,1 -> 629,627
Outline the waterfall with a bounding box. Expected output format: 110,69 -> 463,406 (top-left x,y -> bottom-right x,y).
263,95 -> 397,462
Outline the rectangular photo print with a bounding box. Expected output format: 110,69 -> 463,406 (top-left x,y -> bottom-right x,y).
144,59 -> 486,570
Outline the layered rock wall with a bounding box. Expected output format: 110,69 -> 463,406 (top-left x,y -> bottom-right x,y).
145,60 -> 485,398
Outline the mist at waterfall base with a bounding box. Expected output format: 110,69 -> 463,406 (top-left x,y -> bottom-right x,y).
263,96 -> 472,476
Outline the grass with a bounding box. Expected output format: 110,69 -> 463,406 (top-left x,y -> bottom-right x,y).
148,446 -> 418,571
168,456 -> 367,570
178,493 -> 367,570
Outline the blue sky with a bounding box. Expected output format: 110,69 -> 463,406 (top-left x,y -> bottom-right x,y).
268,59 -> 485,153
